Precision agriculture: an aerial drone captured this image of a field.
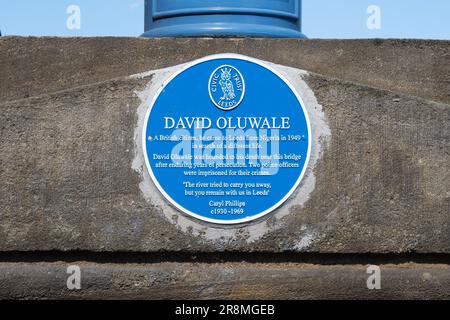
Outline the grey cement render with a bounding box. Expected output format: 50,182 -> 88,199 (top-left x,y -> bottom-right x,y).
1,38 -> 448,104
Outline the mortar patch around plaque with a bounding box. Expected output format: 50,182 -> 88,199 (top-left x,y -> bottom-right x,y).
143,54 -> 311,224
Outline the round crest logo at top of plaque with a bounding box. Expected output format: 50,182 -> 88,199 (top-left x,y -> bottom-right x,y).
208,65 -> 245,111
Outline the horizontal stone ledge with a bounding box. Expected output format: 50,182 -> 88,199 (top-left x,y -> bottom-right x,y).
1,251 -> 449,265
1,37 -> 448,104
0,262 -> 449,300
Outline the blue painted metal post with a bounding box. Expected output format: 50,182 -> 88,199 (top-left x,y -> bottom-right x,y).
142,0 -> 306,38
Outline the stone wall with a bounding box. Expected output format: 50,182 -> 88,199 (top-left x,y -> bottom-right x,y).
0,37 -> 449,299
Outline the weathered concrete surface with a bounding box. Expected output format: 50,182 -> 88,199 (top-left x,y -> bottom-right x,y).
0,37 -> 449,301
0,261 -> 449,300
0,37 -> 449,104
0,54 -> 448,252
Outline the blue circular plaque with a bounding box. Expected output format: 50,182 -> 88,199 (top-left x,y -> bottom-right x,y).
143,54 -> 311,224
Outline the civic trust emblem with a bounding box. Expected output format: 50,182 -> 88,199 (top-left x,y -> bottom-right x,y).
208,65 -> 245,111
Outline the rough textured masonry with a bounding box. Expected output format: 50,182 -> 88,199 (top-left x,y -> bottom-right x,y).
0,37 -> 449,299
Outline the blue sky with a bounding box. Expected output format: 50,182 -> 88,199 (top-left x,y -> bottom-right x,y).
0,0 -> 449,39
